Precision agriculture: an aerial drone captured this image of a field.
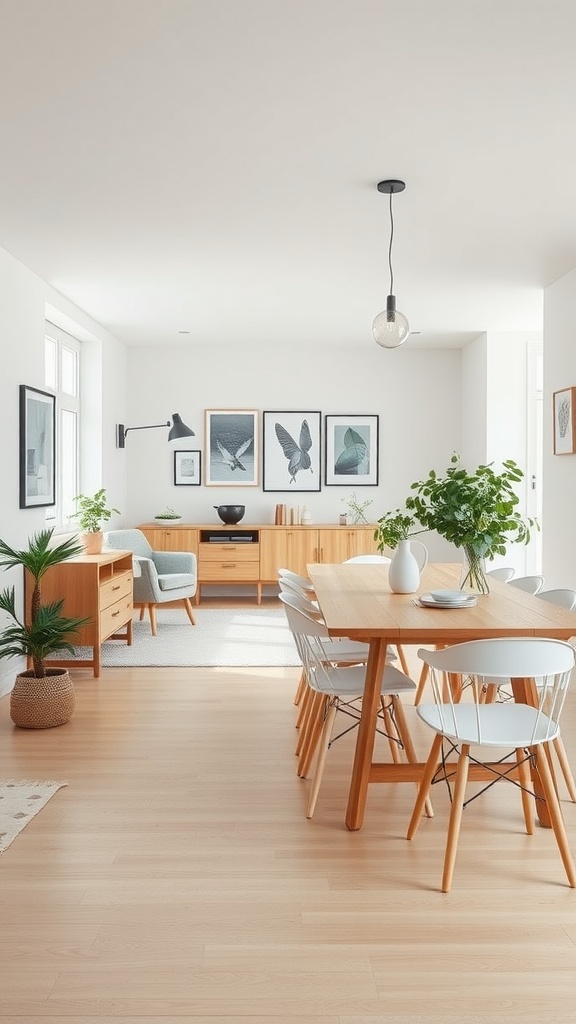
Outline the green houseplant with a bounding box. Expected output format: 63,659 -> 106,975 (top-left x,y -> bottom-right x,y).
0,529 -> 89,727
73,488 -> 120,553
153,506 -> 182,522
375,454 -> 536,593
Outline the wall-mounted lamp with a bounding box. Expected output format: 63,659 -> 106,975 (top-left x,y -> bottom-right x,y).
116,413 -> 195,449
372,178 -> 410,349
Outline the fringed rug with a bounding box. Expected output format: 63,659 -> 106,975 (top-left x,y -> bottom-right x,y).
0,780 -> 68,853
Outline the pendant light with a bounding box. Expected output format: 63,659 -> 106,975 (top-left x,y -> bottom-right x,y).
372,179 -> 410,349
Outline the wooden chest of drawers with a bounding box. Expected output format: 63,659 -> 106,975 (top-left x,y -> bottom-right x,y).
26,550 -> 134,677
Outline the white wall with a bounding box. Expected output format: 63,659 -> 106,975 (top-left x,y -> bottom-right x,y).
0,245 -> 127,695
124,344 -> 462,561
543,267 -> 576,588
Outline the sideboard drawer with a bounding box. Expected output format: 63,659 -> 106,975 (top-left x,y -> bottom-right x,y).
200,560 -> 260,582
99,570 -> 133,611
199,543 -> 259,565
100,595 -> 133,641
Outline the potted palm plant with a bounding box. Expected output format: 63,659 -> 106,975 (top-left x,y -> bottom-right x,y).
0,529 -> 89,728
73,488 -> 120,553
375,454 -> 536,593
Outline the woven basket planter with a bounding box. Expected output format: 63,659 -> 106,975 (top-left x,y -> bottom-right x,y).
10,669 -> 76,729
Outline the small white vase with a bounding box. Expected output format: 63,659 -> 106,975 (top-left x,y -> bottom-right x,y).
388,539 -> 421,594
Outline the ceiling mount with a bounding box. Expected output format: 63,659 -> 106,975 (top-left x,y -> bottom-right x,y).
377,179 -> 406,195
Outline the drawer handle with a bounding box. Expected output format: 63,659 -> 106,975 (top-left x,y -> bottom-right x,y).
112,585 -> 120,591
111,610 -> 120,617
222,563 -> 236,568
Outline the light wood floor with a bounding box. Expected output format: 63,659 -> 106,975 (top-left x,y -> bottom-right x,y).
1,633 -> 576,1023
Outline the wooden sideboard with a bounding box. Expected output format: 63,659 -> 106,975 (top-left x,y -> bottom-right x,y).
27,549 -> 134,677
138,523 -> 379,604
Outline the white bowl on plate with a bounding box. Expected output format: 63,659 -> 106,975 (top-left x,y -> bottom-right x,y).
429,589 -> 470,604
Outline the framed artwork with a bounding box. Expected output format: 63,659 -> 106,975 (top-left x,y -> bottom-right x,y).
174,449 -> 201,485
553,388 -> 576,455
324,414 -> 379,486
19,384 -> 56,508
204,409 -> 259,486
263,411 -> 322,492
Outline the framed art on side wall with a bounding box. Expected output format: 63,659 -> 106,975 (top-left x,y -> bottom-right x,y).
553,388 -> 576,455
205,409 -> 259,486
19,384 -> 56,508
263,411 -> 322,492
324,414 -> 379,485
174,450 -> 201,485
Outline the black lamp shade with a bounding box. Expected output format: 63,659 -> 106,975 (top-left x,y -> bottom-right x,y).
168,413 -> 195,441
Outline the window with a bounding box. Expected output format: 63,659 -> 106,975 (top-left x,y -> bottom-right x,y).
44,323 -> 80,526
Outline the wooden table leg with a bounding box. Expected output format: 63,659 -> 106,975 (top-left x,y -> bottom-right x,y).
345,638 -> 389,831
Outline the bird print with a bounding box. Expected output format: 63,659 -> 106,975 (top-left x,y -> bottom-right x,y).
216,437 -> 252,471
275,419 -> 313,483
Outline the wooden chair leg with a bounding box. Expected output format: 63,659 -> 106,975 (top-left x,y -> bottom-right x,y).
391,695 -> 433,818
407,733 -> 443,840
441,744 -> 470,893
293,671 -> 307,709
307,703 -> 338,818
295,688 -> 318,756
381,698 -> 402,764
298,694 -> 327,778
516,747 -> 534,834
552,736 -> 576,802
148,605 -> 157,636
183,598 -> 196,625
534,745 -> 576,887
414,662 -> 429,705
139,606 -> 145,621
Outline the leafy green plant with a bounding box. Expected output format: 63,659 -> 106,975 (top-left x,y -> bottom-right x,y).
0,529 -> 89,678
374,509 -> 424,551
154,506 -> 182,520
73,488 -> 120,532
405,454 -> 535,557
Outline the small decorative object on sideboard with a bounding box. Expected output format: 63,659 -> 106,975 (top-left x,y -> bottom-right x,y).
0,529 -> 89,728
73,488 -> 120,554
214,505 -> 245,525
342,492 -> 373,525
154,506 -> 183,523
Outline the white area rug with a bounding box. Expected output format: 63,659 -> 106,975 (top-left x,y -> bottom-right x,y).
0,781 -> 68,854
62,607 -> 300,667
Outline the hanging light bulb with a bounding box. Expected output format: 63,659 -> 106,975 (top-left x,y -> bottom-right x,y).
372,179 -> 410,349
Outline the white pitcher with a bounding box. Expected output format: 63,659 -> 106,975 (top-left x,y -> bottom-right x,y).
388,539 -> 421,594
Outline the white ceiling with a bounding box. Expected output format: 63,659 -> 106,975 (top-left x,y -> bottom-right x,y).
1,0 -> 576,351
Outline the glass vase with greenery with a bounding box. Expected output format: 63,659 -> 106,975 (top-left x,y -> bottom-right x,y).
405,454 -> 536,593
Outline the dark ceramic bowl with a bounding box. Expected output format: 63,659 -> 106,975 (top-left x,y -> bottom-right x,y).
214,505 -> 245,525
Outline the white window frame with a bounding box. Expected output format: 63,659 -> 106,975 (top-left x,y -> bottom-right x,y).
44,322 -> 80,529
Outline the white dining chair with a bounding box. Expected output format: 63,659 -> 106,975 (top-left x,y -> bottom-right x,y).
486,566 -> 515,583
280,592 -> 429,819
407,637 -> 576,892
508,575 -> 545,595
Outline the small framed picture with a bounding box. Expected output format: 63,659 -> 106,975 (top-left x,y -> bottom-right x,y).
19,384 -> 56,508
174,450 -> 201,485
205,409 -> 259,486
324,414 -> 379,486
263,411 -> 322,492
553,388 -> 576,455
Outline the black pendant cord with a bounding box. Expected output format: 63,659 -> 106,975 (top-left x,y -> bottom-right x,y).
388,190 -> 394,296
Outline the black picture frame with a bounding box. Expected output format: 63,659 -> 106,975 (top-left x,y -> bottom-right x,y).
19,384 -> 56,508
324,414 -> 379,486
174,449 -> 202,485
262,411 -> 322,492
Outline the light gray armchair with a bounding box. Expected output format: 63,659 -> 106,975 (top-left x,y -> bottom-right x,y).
104,529 -> 197,636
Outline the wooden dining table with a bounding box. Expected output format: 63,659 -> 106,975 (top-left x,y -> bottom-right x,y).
307,561 -> 576,831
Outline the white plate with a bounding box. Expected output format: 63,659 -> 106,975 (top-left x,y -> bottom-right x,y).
419,593 -> 478,608
429,589 -> 471,604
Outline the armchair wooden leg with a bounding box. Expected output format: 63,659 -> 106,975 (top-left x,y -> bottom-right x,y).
149,605 -> 157,636
183,598 -> 196,626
